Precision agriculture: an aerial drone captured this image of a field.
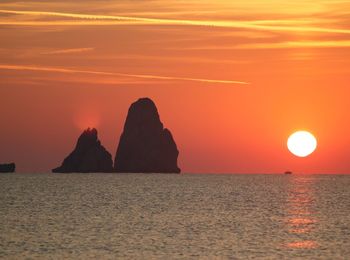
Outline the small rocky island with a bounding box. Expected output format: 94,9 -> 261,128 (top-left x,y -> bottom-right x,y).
52,98 -> 180,173
52,128 -> 113,173
0,163 -> 15,173
114,98 -> 180,173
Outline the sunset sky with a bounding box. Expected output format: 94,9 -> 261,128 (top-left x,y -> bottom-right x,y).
1,0 -> 350,173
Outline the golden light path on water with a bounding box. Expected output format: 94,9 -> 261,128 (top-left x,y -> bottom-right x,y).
285,176 -> 319,250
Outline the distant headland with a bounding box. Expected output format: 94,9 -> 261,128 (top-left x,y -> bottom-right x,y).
0,163 -> 15,173
52,98 -> 180,174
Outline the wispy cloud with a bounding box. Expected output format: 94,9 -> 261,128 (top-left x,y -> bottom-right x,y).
1,9 -> 350,34
0,64 -> 249,85
235,40 -> 350,49
171,40 -> 350,50
41,47 -> 94,55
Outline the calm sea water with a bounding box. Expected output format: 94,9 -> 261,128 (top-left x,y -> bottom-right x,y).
0,173 -> 349,259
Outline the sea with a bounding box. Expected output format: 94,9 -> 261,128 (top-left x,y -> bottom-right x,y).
0,173 -> 349,259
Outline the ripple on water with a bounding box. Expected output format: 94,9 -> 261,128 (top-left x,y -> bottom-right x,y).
0,173 -> 349,259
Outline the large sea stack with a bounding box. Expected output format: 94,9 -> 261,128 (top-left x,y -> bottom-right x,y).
52,128 -> 113,173
0,163 -> 15,173
114,98 -> 180,173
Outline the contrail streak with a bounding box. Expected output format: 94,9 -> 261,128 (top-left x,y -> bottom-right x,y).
41,47 -> 94,55
0,9 -> 350,34
0,64 -> 249,85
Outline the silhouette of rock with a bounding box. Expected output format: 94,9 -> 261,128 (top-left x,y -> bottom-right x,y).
0,163 -> 15,173
114,98 -> 180,173
52,128 -> 113,173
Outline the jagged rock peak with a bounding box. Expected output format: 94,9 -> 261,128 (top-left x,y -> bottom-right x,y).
52,128 -> 113,173
76,128 -> 99,149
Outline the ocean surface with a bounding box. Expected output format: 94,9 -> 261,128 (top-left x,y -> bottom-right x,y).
0,174 -> 349,259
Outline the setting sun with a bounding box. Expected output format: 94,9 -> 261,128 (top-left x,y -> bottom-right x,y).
287,131 -> 317,158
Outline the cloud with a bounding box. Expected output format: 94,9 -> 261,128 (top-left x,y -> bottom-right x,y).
0,64 -> 249,85
235,40 -> 350,49
1,9 -> 350,34
41,47 -> 94,55
170,40 -> 350,50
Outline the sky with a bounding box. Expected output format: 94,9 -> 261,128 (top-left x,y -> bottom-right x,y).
1,0 -> 350,173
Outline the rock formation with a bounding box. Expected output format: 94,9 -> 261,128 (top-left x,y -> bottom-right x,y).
0,163 -> 15,173
114,98 -> 180,173
52,128 -> 113,173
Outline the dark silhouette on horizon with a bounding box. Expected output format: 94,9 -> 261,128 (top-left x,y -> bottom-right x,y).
52,128 -> 113,173
114,98 -> 180,173
0,163 -> 15,173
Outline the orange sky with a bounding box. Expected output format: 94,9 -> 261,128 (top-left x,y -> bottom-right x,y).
1,0 -> 350,173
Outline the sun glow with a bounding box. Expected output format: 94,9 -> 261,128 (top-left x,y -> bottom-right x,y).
287,131 -> 317,157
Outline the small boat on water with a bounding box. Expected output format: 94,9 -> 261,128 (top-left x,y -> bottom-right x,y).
284,171 -> 292,175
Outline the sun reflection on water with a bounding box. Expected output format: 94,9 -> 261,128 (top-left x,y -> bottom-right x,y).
285,176 -> 319,249
287,240 -> 318,249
